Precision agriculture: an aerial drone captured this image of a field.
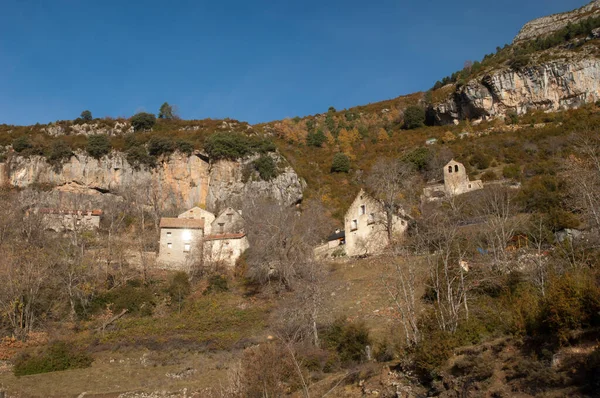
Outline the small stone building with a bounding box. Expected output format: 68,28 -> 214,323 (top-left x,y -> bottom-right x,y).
344,189 -> 408,257
422,159 -> 483,201
158,207 -> 248,268
158,217 -> 205,265
39,208 -> 102,232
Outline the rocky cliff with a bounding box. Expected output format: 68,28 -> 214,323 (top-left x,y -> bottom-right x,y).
431,57 -> 600,124
0,151 -> 304,211
514,0 -> 600,43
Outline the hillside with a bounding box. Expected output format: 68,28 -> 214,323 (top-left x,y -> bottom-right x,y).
0,2 -> 599,398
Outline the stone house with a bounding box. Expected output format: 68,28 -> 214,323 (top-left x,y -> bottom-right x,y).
344,189 -> 409,257
39,208 -> 102,232
422,159 -> 483,201
158,207 -> 248,268
158,217 -> 205,265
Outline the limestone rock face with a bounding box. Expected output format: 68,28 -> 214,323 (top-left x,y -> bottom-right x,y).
43,121 -> 133,136
431,58 -> 600,124
514,0 -> 600,43
2,151 -> 304,211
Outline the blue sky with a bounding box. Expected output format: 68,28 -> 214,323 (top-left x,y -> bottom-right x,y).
0,0 -> 590,125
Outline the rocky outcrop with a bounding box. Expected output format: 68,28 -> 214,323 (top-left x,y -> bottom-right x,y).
430,58 -> 600,124
1,151 -> 304,211
514,0 -> 600,43
43,121 -> 133,136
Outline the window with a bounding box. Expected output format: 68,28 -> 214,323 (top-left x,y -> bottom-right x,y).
227,213 -> 233,222
167,243 -> 172,249
468,184 -> 472,189
184,244 -> 191,252
218,223 -> 225,233
401,220 -> 406,226
166,232 -> 172,237
359,205 -> 366,215
182,230 -> 192,242
448,166 -> 453,173
351,219 -> 358,231
368,213 -> 375,224
455,165 -> 459,172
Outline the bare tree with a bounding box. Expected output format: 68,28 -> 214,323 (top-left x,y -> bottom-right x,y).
476,186 -> 523,269
366,158 -> 420,243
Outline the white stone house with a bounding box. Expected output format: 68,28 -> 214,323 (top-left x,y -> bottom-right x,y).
422,159 -> 483,201
344,189 -> 409,257
39,208 -> 102,232
158,207 -> 248,268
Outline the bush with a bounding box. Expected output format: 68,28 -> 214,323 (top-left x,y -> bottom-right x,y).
47,141 -> 73,164
158,102 -> 174,119
403,147 -> 432,171
331,153 -> 350,173
470,151 -> 490,170
204,274 -> 228,295
12,136 -> 33,153
322,318 -> 371,364
413,330 -> 457,382
126,145 -> 156,169
88,281 -> 156,317
204,132 -> 275,160
481,170 -> 497,182
253,154 -> 278,181
503,164 -> 521,179
306,129 -> 326,147
86,134 -> 111,159
80,110 -> 93,122
13,341 -> 93,376
130,112 -> 156,131
176,140 -> 194,155
167,271 -> 191,312
403,105 -> 426,129
506,109 -> 519,125
147,136 -> 176,157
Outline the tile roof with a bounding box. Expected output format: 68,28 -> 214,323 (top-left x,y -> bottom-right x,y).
159,218 -> 205,229
203,233 -> 246,241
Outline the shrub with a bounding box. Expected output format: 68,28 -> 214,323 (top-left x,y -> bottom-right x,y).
403,105 -> 426,129
176,140 -> 194,155
403,147 -> 432,171
306,129 -> 326,147
204,274 -> 228,295
204,132 -> 275,160
253,154 -> 278,181
503,164 -> 521,179
126,145 -> 156,169
147,136 -> 175,157
331,153 -> 350,173
322,318 -> 371,364
13,341 -> 93,376
47,141 -> 73,164
89,281 -> 156,317
413,330 -> 457,382
470,151 -> 490,170
130,112 -> 156,131
506,109 -> 519,125
86,134 -> 111,159
167,271 -> 191,312
80,110 -> 93,122
481,170 -> 497,182
12,136 -> 33,153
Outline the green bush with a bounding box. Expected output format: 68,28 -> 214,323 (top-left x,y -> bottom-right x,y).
158,102 -> 174,119
322,318 -> 371,364
503,164 -> 521,179
470,151 -> 490,170
204,274 -> 229,295
88,281 -> 156,317
80,110 -> 93,122
167,271 -> 191,312
403,105 -> 426,129
12,136 -> 33,153
86,134 -> 111,159
176,140 -> 194,155
506,109 -> 519,125
413,330 -> 457,382
204,132 -> 275,160
481,170 -> 497,181
403,147 -> 432,171
306,129 -> 326,147
331,153 -> 350,173
253,154 -> 278,181
147,136 -> 176,157
13,341 -> 93,376
47,141 -> 73,164
130,112 -> 156,131
126,145 -> 156,169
